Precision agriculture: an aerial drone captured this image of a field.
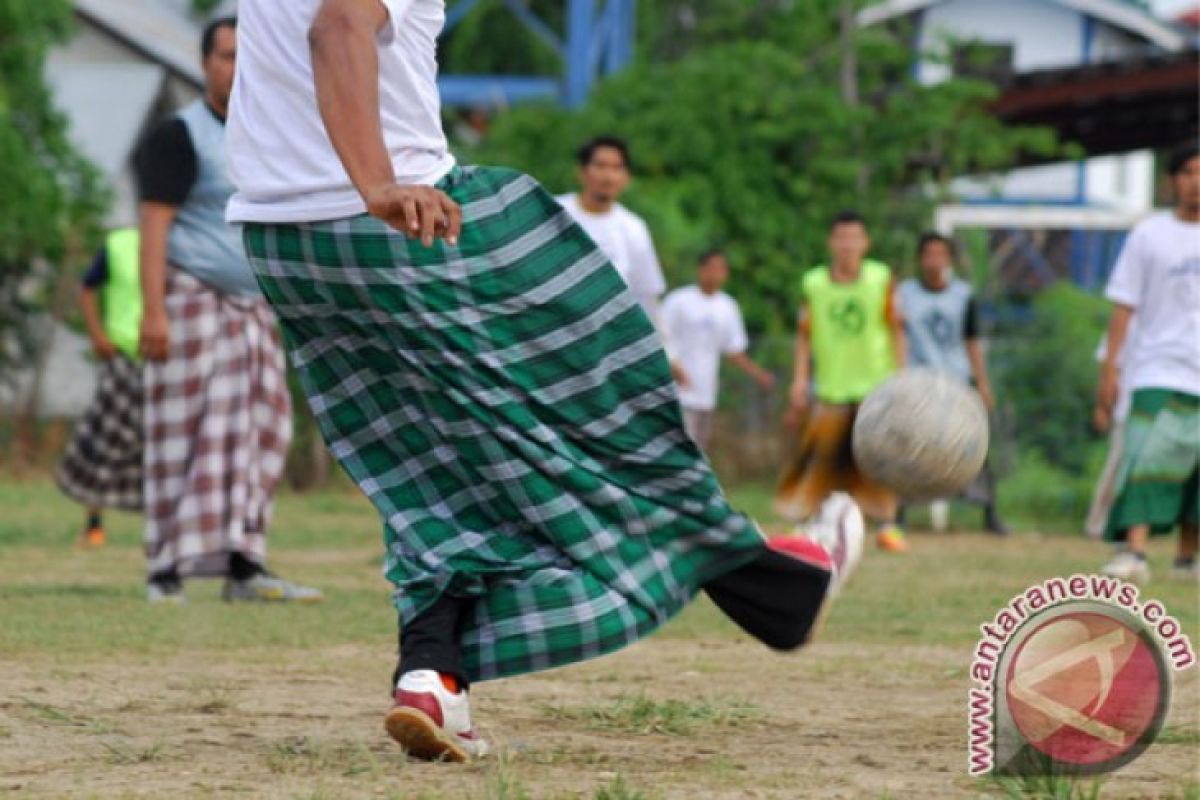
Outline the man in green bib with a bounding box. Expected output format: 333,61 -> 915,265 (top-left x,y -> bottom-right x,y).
777,211 -> 910,552
57,228 -> 146,546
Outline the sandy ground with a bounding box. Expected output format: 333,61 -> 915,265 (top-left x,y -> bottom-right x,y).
2,636 -> 1196,799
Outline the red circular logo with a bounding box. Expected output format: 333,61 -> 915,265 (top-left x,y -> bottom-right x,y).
1005,609 -> 1169,770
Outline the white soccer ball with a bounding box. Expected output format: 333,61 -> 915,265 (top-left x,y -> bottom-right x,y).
852,368 -> 989,501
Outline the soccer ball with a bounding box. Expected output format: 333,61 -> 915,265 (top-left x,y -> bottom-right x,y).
852,368 -> 988,501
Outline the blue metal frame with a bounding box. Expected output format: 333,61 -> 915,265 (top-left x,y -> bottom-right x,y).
439,0 -> 636,108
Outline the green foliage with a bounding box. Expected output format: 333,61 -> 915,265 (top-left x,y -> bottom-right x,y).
992,284 -> 1110,474
466,0 -> 1059,335
0,0 -> 107,377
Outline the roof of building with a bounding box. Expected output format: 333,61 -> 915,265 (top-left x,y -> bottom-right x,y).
859,0 -> 1190,51
73,0 -> 205,88
45,59 -> 167,177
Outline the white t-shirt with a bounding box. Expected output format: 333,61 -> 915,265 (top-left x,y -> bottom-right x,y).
226,0 -> 456,224
556,194 -> 666,307
1105,212 -> 1200,396
661,285 -> 749,411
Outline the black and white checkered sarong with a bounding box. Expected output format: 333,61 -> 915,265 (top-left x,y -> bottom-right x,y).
56,353 -> 144,511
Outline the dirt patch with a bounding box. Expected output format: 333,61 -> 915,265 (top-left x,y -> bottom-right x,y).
1,638 -> 1195,799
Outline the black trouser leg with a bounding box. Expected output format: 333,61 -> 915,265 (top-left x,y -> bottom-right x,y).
394,594 -> 474,692
703,546 -> 831,652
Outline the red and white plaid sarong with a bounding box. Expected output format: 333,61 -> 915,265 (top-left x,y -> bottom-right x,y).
143,269 -> 292,577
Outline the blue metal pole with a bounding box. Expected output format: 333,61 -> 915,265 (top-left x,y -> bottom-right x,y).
565,0 -> 595,107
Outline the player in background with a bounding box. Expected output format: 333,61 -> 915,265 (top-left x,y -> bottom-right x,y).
557,136 -> 686,385
897,233 -> 1007,535
662,249 -> 775,450
1096,144 -> 1200,583
56,229 -> 145,547
777,211 -> 909,552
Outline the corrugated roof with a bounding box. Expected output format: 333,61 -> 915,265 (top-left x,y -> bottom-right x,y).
860,0 -> 1189,50
45,60 -> 167,177
74,0 -> 204,88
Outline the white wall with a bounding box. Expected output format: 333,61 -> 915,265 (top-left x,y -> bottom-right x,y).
915,0 -> 1158,212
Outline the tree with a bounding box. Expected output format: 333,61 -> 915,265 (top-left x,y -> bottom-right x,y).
467,0 -> 1061,337
0,0 -> 107,380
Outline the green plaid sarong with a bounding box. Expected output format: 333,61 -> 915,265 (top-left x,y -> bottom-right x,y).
243,166 -> 764,680
1105,389 -> 1200,541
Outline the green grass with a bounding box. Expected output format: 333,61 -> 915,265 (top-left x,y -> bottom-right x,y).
1,478 -> 1196,661
539,693 -> 760,737
2,476 -> 1198,799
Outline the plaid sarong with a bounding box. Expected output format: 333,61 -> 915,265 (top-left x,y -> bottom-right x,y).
1105,389 -> 1199,541
143,269 -> 292,577
243,166 -> 764,681
56,353 -> 144,511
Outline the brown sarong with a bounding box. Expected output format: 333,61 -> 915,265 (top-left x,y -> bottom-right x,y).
775,402 -> 897,522
143,269 -> 292,577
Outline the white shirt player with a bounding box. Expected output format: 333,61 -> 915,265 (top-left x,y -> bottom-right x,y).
661,285 -> 750,412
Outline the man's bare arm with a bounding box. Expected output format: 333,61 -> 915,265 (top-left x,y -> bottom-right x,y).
309,0 -> 460,245
138,201 -> 178,362
1095,303 -> 1134,431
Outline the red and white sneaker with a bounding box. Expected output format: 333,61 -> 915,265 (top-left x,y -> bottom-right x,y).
385,670 -> 489,762
775,493 -> 865,592
767,493 -> 865,642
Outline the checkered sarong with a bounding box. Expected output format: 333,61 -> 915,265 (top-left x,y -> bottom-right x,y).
56,353 -> 144,511
143,269 -> 292,577
243,166 -> 763,681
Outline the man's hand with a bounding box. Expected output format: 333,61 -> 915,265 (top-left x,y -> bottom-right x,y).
1096,362 -> 1119,418
754,368 -> 776,391
788,378 -> 809,417
363,184 -> 462,247
1093,403 -> 1112,435
670,361 -> 690,388
976,382 -> 995,412
91,334 -> 118,361
140,307 -> 170,362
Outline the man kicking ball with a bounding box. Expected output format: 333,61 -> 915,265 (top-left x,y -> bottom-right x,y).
227,0 -> 860,762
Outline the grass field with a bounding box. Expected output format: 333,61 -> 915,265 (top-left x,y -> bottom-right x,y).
1,478 -> 1197,799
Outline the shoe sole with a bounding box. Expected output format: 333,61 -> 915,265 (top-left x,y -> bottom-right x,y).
384,707 -> 469,763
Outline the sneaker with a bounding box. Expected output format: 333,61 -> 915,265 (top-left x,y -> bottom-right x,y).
147,580 -> 185,605
79,526 -> 106,548
1170,559 -> 1199,581
876,524 -> 910,553
385,670 -> 489,762
1101,552 -> 1150,583
221,573 -> 324,603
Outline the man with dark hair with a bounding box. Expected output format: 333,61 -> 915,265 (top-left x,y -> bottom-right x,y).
225,0 -> 863,762
556,136 -> 667,320
777,212 -> 910,552
1096,144 -> 1200,583
662,249 -> 774,449
898,232 -> 1007,535
135,14 -> 319,604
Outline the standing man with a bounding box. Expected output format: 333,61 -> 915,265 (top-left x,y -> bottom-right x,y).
898,233 -> 1008,535
662,248 -> 775,449
227,0 -> 861,763
136,17 -> 319,604
777,211 -> 909,552
1096,144 -> 1200,583
556,137 -> 666,319
56,228 -> 145,547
